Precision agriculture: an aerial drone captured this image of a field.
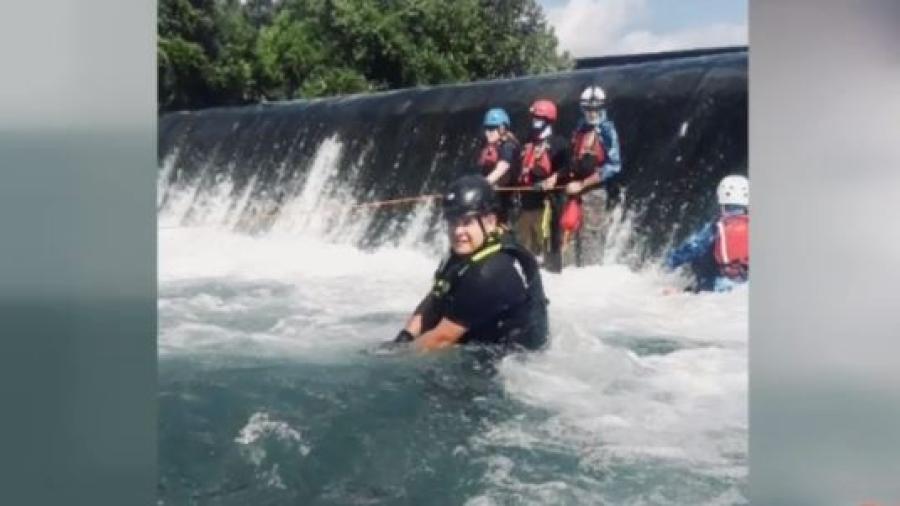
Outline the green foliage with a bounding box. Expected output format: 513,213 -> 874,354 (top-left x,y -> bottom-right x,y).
299,67 -> 372,97
158,0 -> 572,111
256,10 -> 329,99
158,37 -> 213,109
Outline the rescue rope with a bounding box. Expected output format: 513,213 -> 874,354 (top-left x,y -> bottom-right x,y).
495,185 -> 565,193
347,185 -> 566,210
347,194 -> 441,209
160,186 -> 573,225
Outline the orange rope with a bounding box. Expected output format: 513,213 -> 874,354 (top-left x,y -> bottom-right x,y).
347,185 -> 571,210
347,194 -> 440,209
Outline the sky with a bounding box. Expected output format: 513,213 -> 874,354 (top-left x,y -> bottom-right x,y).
539,0 -> 747,58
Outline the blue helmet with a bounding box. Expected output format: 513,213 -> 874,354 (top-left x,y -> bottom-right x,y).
483,108 -> 510,128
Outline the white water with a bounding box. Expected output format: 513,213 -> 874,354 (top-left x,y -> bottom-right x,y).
159,134 -> 747,501
487,267 -> 747,500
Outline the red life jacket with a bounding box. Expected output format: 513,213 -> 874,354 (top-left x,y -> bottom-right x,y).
478,142 -> 500,174
519,141 -> 553,185
559,197 -> 583,232
714,214 -> 749,279
571,129 -> 606,167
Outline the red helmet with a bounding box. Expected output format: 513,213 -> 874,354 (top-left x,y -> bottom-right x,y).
529,99 -> 557,122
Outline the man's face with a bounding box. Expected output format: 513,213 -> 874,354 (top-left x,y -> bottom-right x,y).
582,107 -> 602,125
484,126 -> 501,143
446,213 -> 495,255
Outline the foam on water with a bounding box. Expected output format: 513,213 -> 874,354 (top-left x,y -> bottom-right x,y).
233,412 -> 311,491
159,226 -> 436,357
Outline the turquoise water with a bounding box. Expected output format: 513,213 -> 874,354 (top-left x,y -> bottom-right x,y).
159,352 -> 742,505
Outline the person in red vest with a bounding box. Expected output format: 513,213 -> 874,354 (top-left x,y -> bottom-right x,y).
558,85 -> 622,257
664,175 -> 749,292
515,99 -> 570,272
476,107 -> 520,225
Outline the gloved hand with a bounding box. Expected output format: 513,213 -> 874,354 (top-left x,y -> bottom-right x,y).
394,329 -> 415,343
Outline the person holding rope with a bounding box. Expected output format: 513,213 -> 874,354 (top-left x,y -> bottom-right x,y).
558,85 -> 622,264
514,99 -> 570,273
565,85 -> 622,198
394,175 -> 548,353
476,107 -> 521,226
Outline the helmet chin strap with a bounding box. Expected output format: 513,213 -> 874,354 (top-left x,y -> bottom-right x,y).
475,214 -> 501,249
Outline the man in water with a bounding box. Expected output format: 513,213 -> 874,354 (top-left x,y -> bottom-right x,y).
664,175 -> 749,292
394,175 -> 548,352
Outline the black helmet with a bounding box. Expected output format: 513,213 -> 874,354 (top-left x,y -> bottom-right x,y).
442,175 -> 499,220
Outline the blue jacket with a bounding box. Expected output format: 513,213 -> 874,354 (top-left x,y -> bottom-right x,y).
665,207 -> 748,292
575,110 -> 622,183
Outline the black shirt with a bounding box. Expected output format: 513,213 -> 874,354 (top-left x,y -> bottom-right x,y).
442,252 -> 529,329
428,236 -> 549,350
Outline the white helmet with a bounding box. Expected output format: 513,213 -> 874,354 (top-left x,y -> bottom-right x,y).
580,85 -> 606,109
717,175 -> 749,207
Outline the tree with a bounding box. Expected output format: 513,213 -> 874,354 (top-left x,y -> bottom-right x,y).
256,9 -> 332,99
158,36 -> 214,110
210,0 -> 259,104
158,0 -> 260,109
157,0 -> 572,111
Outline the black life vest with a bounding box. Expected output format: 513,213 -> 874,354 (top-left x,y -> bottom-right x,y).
431,234 -> 548,350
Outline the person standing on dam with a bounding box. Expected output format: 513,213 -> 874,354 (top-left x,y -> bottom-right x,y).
514,99 -> 570,273
559,85 -> 623,265
664,175 -> 749,292
476,107 -> 521,226
394,175 -> 548,353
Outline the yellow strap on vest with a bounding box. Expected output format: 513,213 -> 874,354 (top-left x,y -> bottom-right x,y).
540,198 -> 552,241
471,242 -> 502,263
432,242 -> 502,298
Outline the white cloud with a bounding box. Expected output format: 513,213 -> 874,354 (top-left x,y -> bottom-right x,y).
546,0 -> 747,58
546,0 -> 647,58
614,23 -> 747,55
